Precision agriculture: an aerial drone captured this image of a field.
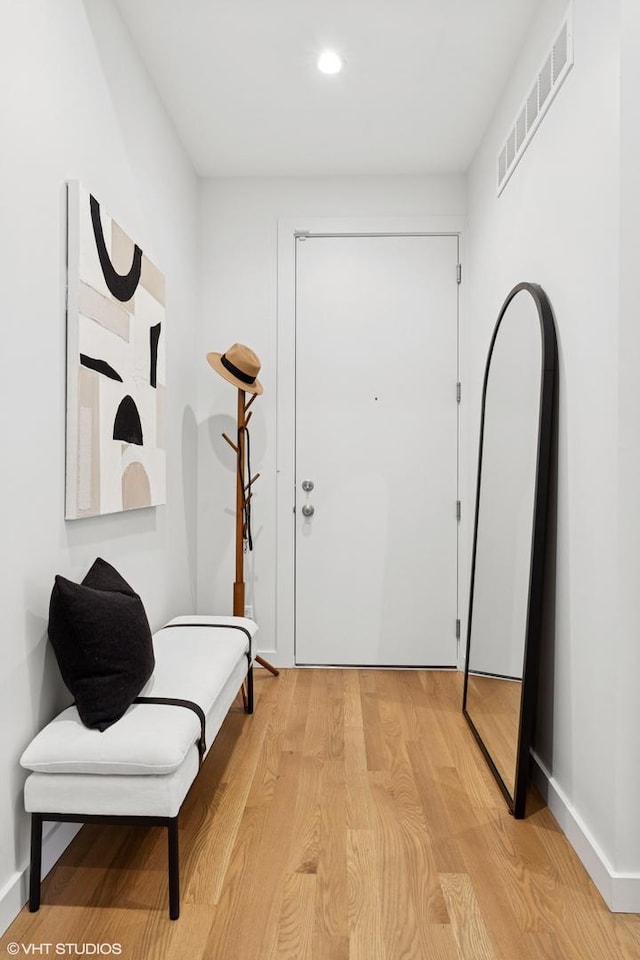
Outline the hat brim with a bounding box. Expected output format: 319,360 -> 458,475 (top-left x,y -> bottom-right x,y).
206,352 -> 263,395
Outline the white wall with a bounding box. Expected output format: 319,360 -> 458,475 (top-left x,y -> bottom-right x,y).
198,176 -> 466,660
466,0 -> 638,908
0,0 -> 200,930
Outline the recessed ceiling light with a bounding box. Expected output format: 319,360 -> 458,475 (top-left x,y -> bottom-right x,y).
317,49 -> 343,75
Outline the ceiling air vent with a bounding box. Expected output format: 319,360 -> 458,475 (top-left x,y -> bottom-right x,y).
497,3 -> 573,195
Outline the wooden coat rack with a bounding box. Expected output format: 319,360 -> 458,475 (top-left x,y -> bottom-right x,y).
222,388 -> 279,677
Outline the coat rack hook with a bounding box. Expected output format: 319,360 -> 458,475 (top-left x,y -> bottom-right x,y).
222,432 -> 239,453
245,473 -> 261,491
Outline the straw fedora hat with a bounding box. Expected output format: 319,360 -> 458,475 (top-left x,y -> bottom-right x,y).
206,343 -> 263,395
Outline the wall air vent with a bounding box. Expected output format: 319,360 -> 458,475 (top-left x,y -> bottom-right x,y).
497,4 -> 573,196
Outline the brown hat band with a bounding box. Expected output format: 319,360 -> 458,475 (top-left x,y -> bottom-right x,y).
220,352 -> 256,386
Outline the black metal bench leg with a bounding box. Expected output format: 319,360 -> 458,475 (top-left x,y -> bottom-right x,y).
29,814 -> 43,912
167,818 -> 180,920
245,657 -> 254,715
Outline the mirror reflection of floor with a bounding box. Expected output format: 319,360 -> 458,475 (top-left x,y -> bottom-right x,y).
466,674 -> 522,795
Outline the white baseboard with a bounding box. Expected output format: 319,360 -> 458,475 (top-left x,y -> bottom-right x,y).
531,751 -> 640,913
0,821 -> 81,937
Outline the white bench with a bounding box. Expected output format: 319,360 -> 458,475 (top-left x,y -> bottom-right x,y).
20,615 -> 257,920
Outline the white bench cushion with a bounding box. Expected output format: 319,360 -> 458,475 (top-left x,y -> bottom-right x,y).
24,750 -> 201,819
20,617 -> 254,778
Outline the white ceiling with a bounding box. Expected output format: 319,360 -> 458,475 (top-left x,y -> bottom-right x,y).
112,0 -> 539,178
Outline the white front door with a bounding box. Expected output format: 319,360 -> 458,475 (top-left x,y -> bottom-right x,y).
294,234 -> 459,666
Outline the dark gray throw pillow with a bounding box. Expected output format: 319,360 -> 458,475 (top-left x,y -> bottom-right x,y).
48,557 -> 155,731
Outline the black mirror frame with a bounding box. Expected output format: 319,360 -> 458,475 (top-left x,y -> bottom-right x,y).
462,281 -> 557,818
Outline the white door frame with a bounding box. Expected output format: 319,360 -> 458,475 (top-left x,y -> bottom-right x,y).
276,216 -> 467,669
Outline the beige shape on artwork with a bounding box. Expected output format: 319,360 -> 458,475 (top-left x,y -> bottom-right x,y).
77,365 -> 101,516
79,281 -> 131,340
141,254 -> 166,306
122,461 -> 151,510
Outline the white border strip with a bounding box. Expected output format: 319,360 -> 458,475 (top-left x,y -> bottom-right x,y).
531,751 -> 640,913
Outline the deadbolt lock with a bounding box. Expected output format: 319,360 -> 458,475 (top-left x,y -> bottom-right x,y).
301,480 -> 314,492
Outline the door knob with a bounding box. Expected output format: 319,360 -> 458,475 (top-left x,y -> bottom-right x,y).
301,504 -> 315,517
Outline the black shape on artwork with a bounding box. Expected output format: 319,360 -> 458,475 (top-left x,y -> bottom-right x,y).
90,195 -> 142,303
80,354 -> 123,382
113,396 -> 143,446
150,323 -> 161,389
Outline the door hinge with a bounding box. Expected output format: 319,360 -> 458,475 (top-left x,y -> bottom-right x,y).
456,263 -> 462,284
456,381 -> 461,404
456,618 -> 461,640
456,500 -> 461,521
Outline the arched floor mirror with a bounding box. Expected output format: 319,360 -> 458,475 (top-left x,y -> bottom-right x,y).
463,282 -> 557,818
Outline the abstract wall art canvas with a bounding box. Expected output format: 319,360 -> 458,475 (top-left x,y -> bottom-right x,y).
65,182 -> 166,519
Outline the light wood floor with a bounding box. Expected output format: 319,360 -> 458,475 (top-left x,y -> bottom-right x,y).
2,669 -> 639,959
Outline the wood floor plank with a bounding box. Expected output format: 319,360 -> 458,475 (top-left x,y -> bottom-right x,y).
310,932 -> 350,960
245,668 -> 299,808
453,810 -> 553,959
440,873 -> 498,960
303,669 -> 345,762
132,903 -> 215,960
344,723 -> 374,831
374,761 -> 450,925
347,829 -> 386,960
371,770 -> 448,957
283,667 -> 316,752
406,738 -> 468,875
359,673 -> 387,773
370,771 -> 419,958
199,801 -> 268,952
205,750 -> 301,958
315,759 -> 349,940
344,673 -> 375,831
181,685 -> 280,904
269,871 -> 316,960
284,752 -> 323,878
342,668 -> 364,728
415,924 -> 464,960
